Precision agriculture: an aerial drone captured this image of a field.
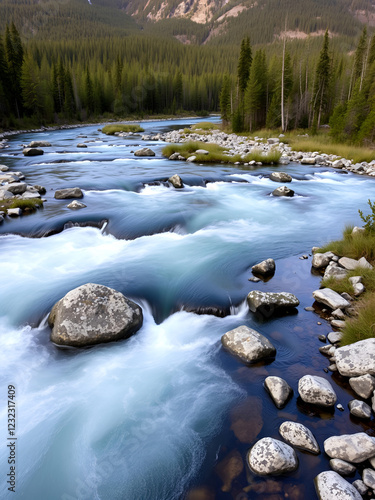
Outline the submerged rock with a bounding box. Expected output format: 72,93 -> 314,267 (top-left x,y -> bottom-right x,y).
221,325 -> 276,364
23,147 -> 44,156
324,433 -> 375,463
214,450 -> 244,493
48,283 -> 143,347
264,376 -> 293,408
314,471 -> 362,500
279,421 -> 320,454
247,437 -> 298,476
54,187 -> 83,199
298,375 -> 337,407
251,258 -> 275,276
335,338 -> 375,377
247,291 -> 299,317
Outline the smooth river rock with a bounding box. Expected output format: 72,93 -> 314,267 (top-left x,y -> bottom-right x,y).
27,140 -> 51,147
272,185 -> 294,197
67,200 -> 87,209
54,187 -> 83,199
269,172 -> 292,182
251,258 -> 275,276
298,375 -> 337,407
312,252 -> 333,269
312,288 -> 350,310
168,174 -> 184,188
314,471 -> 362,500
329,459 -> 356,476
247,291 -> 299,317
348,400 -> 372,419
279,421 -> 320,454
221,326 -> 276,364
23,147 -> 44,156
264,376 -> 293,408
324,432 -> 375,463
349,374 -> 375,399
134,147 -> 155,156
247,437 -> 298,476
335,338 -> 375,377
48,283 -> 143,347
363,468 -> 375,490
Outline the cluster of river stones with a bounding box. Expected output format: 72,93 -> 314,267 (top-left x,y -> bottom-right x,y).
43,241 -> 375,499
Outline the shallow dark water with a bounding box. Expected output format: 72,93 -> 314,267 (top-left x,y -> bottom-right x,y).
0,117 -> 374,500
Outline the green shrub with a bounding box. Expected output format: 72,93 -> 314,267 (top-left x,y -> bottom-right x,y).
359,199 -> 375,233
102,124 -> 144,135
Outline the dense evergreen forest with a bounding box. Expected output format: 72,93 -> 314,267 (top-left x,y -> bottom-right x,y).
1,17 -> 375,145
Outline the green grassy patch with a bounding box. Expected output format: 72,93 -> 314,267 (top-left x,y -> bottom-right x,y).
162,141 -> 281,164
102,124 -> 144,135
191,122 -> 220,131
318,226 -> 375,261
341,295 -> 375,345
0,197 -> 44,214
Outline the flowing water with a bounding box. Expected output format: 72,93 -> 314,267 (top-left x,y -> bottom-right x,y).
0,118 -> 374,500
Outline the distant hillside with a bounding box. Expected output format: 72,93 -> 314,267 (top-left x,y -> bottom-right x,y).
0,0 -> 373,44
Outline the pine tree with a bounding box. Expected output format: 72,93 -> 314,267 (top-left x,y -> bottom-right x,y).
237,36 -> 252,96
312,30 -> 331,130
220,74 -> 231,124
5,23 -> 24,118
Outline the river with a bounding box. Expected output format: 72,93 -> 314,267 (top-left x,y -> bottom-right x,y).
0,117 -> 374,500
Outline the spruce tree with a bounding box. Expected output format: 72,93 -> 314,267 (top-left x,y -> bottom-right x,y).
219,74 -> 231,124
312,30 -> 331,130
237,36 -> 252,96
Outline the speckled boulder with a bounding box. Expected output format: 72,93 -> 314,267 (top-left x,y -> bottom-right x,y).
48,283 -> 143,347
336,339 -> 375,377
298,375 -> 337,407
247,437 -> 298,476
247,291 -> 299,317
221,326 -> 276,364
264,376 -> 293,409
279,421 -> 320,454
314,471 -> 362,500
324,433 -> 375,463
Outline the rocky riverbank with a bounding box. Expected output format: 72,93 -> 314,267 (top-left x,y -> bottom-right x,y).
151,126 -> 375,176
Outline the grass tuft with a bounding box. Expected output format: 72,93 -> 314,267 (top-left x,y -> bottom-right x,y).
341,295 -> 375,345
191,122 -> 220,131
8,198 -> 43,212
318,227 -> 375,262
102,124 -> 144,135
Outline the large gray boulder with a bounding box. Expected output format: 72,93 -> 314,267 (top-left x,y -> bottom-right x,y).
336,339 -> 375,377
349,374 -> 375,399
324,433 -> 375,463
48,283 -> 143,347
247,291 -> 299,317
264,376 -> 293,409
312,252 -> 333,269
314,471 -> 362,500
323,263 -> 348,280
298,375 -> 337,407
272,185 -> 294,197
3,182 -> 27,195
251,258 -> 275,276
23,147 -> 44,156
312,288 -> 350,310
247,437 -> 298,476
270,172 -> 292,183
54,187 -> 83,199
338,257 -> 361,270
221,326 -> 276,364
134,148 -> 155,156
279,421 -> 320,454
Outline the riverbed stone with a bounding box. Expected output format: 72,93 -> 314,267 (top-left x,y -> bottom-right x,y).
251,258 -> 275,276
264,376 -> 293,408
3,182 -> 27,195
352,226 -> 365,236
27,140 -> 51,148
272,185 -> 294,197
48,283 -> 143,347
23,147 -> 44,156
247,291 -> 299,317
312,252 -> 332,269
353,283 -> 365,296
336,338 -> 375,377
195,149 -> 209,155
77,143 -> 87,148
67,200 -> 87,209
247,437 -> 298,476
7,208 -> 21,217
270,172 -> 292,182
314,471 -> 362,500
353,479 -> 368,495
214,450 -> 243,493
301,157 -> 316,164
298,375 -> 337,407
331,319 -> 346,329
323,263 -> 348,280
339,257 -> 361,270
134,147 -> 155,156
54,187 -> 83,199
279,421 -> 320,454
329,459 -> 356,476
327,331 -> 343,344
324,433 -> 375,463
221,326 -> 276,364
349,374 -> 375,399
312,288 -> 350,310
349,400 -> 372,419
363,469 -> 375,490
267,138 -> 280,144
168,174 -> 184,188
358,256 -> 373,269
